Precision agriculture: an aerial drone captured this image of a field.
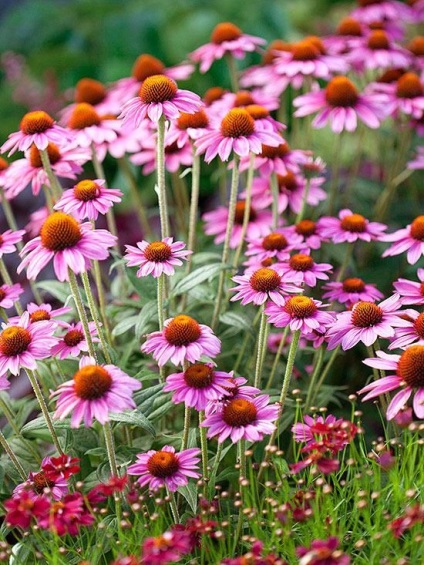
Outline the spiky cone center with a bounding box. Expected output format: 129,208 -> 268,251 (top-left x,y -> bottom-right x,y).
284,296 -> 317,318
203,87 -> 227,106
139,75 -> 177,104
221,109 -> 255,138
292,40 -> 320,61
183,363 -> 214,389
289,253 -> 314,272
211,22 -> 242,44
261,258 -> 276,267
397,345 -> 424,387
144,241 -> 172,262
396,72 -> 424,98
233,91 -> 255,107
307,35 -> 326,54
378,68 -> 406,83
75,78 -> 106,105
367,30 -> 390,50
277,171 -> 298,192
73,180 -> 101,202
0,326 -> 31,356
177,109 -> 209,130
64,329 -> 84,347
147,451 -> 179,478
0,289 -> 5,301
132,54 -> 165,82
164,315 -> 202,346
245,104 -> 270,120
40,212 -> 82,251
262,233 -> 288,251
259,142 -> 289,159
234,201 -> 257,224
73,365 -> 113,400
29,143 -> 61,168
295,220 -> 316,237
325,77 -> 359,107
351,301 -> 383,327
20,111 -> 54,134
164,141 -> 180,155
413,313 -> 424,339
30,309 -> 51,323
222,398 -> 257,426
262,40 -> 292,64
342,277 -> 366,293
408,36 -> 424,57
33,471 -> 55,494
340,213 -> 366,232
68,103 -> 101,129
249,268 -> 281,292
410,216 -> 424,240
337,17 -> 363,36
0,157 -> 8,170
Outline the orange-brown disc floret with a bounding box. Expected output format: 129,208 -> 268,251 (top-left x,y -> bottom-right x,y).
29,143 -> 61,168
351,302 -> 383,327
397,345 -> 424,387
0,327 -> 32,356
40,213 -> 82,252
249,268 -> 281,292
221,108 -> 255,138
326,77 -> 359,107
147,451 -> 180,477
74,365 -> 113,400
340,213 -> 367,232
132,54 -> 165,82
164,315 -> 202,346
410,216 -> 424,240
75,78 -> 107,105
68,103 -> 101,130
183,363 -> 214,388
144,242 -> 172,263
222,398 -> 257,426
139,75 -> 178,104
211,22 -> 242,45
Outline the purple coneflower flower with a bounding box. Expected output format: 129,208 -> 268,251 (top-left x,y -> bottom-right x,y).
13,467 -> 68,501
318,209 -> 387,243
389,309 -> 424,350
265,296 -> 334,335
54,179 -> 122,221
0,283 -> 24,310
0,229 -> 25,257
51,321 -> 99,360
382,215 -> 424,264
322,278 -> 383,306
125,238 -> 191,278
393,269 -> 424,305
279,253 -> 333,287
67,103 -> 120,148
230,266 -> 300,306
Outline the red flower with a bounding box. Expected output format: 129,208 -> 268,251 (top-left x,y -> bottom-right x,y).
4,491 -> 50,529
38,492 -> 94,535
42,454 -> 80,480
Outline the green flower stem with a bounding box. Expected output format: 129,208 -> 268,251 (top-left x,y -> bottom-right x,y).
327,133 -> 343,216
103,421 -> 119,477
265,326 -> 290,390
167,489 -> 180,523
254,308 -> 268,388
233,439 -> 247,552
336,243 -> 354,282
0,395 -> 41,463
90,144 -> 119,245
0,188 -> 19,232
80,271 -> 112,364
40,148 -> 62,200
42,184 -> 54,212
309,346 -> 341,407
211,155 -> 240,330
0,259 -> 23,314
187,150 -> 201,259
157,116 -> 170,239
25,368 -> 64,455
226,53 -> 239,92
270,172 -> 280,231
157,273 -> 165,331
295,177 -> 311,223
233,152 -> 255,268
199,411 -> 208,490
233,308 -> 262,373
304,345 -> 325,409
92,259 -> 112,344
0,430 -> 27,480
68,269 -> 97,361
181,406 -> 192,451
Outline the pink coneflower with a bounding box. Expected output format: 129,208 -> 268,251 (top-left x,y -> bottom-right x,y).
324,17 -> 365,56
279,253 -> 333,287
54,179 -> 122,221
0,229 -> 25,257
382,215 -> 424,264
347,31 -> 411,72
244,230 -> 303,265
351,0 -> 413,24
18,212 -> 117,282
0,283 -> 24,309
196,108 -> 281,163
163,362 -> 234,411
294,76 -> 385,132
327,294 -> 406,350
141,530 -> 192,565
286,219 -> 328,250
322,278 -> 384,306
51,321 -> 99,359
124,238 -> 191,278
141,315 -> 221,367
128,445 -> 201,491
14,468 -> 68,501
4,491 -> 50,529
52,356 -> 141,427
41,454 -> 80,480
265,296 -> 335,334
13,302 -> 71,325
318,209 -> 387,243
373,72 -> 424,118
131,137 -> 193,174
230,266 -> 300,306
389,309 -> 424,350
239,140 -> 308,176
203,201 -> 272,250
190,22 -> 265,73
60,78 -> 121,124
3,142 -> 89,199
67,103 -> 120,149
0,312 -> 57,375
1,110 -> 71,156
165,109 -> 210,150
393,269 -> 424,305
119,74 -> 202,126
296,537 -> 350,565
204,376 -> 261,416
360,345 -> 424,419
26,207 -> 49,238
201,394 -> 279,443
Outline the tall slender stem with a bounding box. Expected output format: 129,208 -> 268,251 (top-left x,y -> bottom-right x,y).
103,422 -> 119,477
309,346 -> 340,407
270,172 -> 280,231
254,308 -> 268,388
199,410 -> 208,491
181,405 -> 192,451
305,345 -> 325,409
226,54 -> 239,92
90,144 -> 119,243
168,490 -> 180,523
336,244 -> 354,282
327,134 -> 343,215
92,260 -> 112,343
233,153 -> 255,268
156,116 -> 170,238
211,155 -> 240,330
117,157 -> 153,238
157,273 -> 165,331
266,326 -> 290,389
0,188 -> 19,231
187,150 -> 201,259
295,177 -> 311,223
68,269 -> 97,361
0,430 -> 27,480
40,149 -> 62,200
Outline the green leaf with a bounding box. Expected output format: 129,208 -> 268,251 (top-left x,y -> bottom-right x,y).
171,263 -> 231,296
220,311 -> 254,333
135,300 -> 158,337
178,482 -> 198,513
112,315 -> 138,337
35,280 -> 72,303
21,414 -> 68,436
126,267 -> 157,302
109,410 -> 156,436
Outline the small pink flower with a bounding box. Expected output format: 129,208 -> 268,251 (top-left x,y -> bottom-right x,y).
230,266 -> 300,306
393,268 -> 424,305
0,283 -> 24,309
164,362 -> 234,411
382,215 -> 424,264
141,530 -> 192,565
360,345 -> 424,420
347,31 -> 411,72
52,356 -> 141,428
67,103 -> 120,148
389,309 -> 424,350
125,238 -> 191,278
265,296 -> 334,335
190,22 -> 265,73
202,394 -> 279,444
292,414 -> 343,445
128,445 -> 200,491
38,492 -> 94,535
373,72 -> 424,118
9,302 -> 71,325
327,294 -> 406,350
142,315 -> 220,367
204,376 -> 260,416
119,74 -> 202,126
278,253 -> 333,287
244,230 -> 303,267
4,491 -> 50,529
318,209 -> 387,243
1,110 -> 71,156
296,537 -> 350,565
322,278 -> 383,306
0,229 -> 25,257
239,140 -> 309,176
54,179 -> 122,221
51,321 -> 99,359
13,467 -> 68,501
286,219 -> 328,251
18,212 -> 117,282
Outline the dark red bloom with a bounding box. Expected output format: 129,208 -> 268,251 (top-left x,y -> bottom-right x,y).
389,504 -> 424,538
141,529 -> 192,564
296,537 -> 350,564
38,492 -> 94,535
4,491 -> 50,529
42,454 -> 80,480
